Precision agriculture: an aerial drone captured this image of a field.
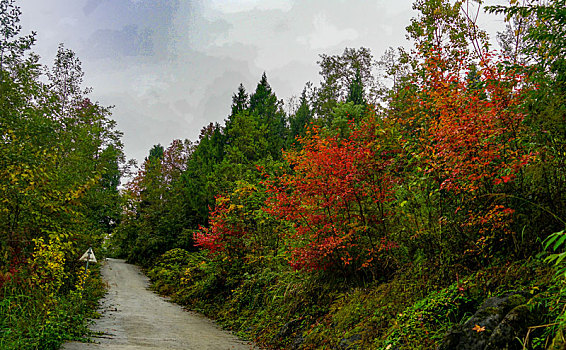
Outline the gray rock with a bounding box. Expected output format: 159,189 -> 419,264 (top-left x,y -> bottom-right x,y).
291,335 -> 305,350
277,318 -> 301,339
485,304 -> 536,350
339,334 -> 362,350
439,292 -> 531,350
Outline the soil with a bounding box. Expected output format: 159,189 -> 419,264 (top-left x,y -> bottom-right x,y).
62,258 -> 257,350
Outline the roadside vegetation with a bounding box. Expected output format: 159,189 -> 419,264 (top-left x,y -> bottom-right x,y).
113,0 -> 566,348
0,0 -> 124,348
3,0 -> 566,349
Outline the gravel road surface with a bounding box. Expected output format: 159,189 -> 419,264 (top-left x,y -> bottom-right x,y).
62,258 -> 256,350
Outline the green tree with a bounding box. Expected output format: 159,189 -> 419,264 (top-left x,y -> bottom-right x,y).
315,47 -> 377,118
148,144 -> 164,161
249,73 -> 287,160
378,47 -> 412,93
181,123 -> 225,227
0,0 -> 125,289
118,140 -> 192,266
230,83 -> 249,118
288,87 -> 313,148
48,44 -> 89,118
346,67 -> 366,106
487,0 -> 566,238
405,0 -> 487,62
0,0 -> 36,74
224,111 -> 269,165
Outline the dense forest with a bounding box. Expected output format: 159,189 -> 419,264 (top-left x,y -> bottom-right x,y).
111,0 -> 566,348
2,0 -> 566,349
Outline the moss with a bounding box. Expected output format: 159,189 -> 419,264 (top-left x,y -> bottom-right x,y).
485,304 -> 536,350
506,294 -> 528,308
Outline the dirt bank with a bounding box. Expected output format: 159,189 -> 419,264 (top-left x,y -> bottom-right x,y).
62,258 -> 256,350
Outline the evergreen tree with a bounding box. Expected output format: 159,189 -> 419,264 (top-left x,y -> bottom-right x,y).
230,83 -> 249,118
288,87 -> 312,147
250,73 -> 272,112
148,144 -> 164,161
181,123 -> 225,227
346,67 -> 366,106
224,111 -> 269,165
315,47 -> 376,119
249,73 -> 287,159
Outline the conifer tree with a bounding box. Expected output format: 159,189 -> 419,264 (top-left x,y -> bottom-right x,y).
230,83 -> 249,118
288,87 -> 312,147
346,67 -> 366,106
249,73 -> 287,159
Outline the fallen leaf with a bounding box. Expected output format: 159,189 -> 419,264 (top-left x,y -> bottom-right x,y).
472,324 -> 486,333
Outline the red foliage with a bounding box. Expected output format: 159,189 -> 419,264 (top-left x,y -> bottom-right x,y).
194,194 -> 246,256
417,53 -> 533,195
400,49 -> 535,256
0,246 -> 26,289
193,182 -> 263,261
265,117 -> 398,272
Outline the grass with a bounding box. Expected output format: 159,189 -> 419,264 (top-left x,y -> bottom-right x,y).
147,249 -> 559,349
0,265 -> 106,350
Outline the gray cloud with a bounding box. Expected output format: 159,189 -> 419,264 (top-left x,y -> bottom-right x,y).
82,0 -> 180,30
87,25 -> 154,58
83,0 -> 102,16
20,0 -> 504,166
18,0 -> 415,164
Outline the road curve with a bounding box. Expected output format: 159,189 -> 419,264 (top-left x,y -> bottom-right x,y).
63,258 -> 256,350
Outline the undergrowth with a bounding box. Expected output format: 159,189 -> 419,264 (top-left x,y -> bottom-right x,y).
147,249 -> 559,349
0,264 -> 106,350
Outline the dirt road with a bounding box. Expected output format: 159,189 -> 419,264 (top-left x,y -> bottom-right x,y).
63,258 -> 256,350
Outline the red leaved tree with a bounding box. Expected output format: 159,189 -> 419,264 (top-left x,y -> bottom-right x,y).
194,194 -> 243,257
194,180 -> 281,264
401,49 -> 534,258
266,116 -> 398,273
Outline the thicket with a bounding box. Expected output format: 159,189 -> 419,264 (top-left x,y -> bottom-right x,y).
0,0 -> 124,347
113,0 -> 566,348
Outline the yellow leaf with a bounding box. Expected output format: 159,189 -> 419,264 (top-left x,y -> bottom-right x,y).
472,324 -> 485,333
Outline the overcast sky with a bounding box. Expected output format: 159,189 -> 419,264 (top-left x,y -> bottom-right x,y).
19,0 -> 507,165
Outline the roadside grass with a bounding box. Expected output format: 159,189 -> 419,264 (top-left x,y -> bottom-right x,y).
0,265 -> 106,350
147,249 -> 559,349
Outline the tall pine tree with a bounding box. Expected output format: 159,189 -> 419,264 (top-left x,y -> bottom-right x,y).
288,87 -> 312,147
346,67 -> 366,106
230,83 -> 249,118
249,73 -> 287,159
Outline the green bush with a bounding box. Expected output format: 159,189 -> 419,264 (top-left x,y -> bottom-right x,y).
0,264 -> 105,349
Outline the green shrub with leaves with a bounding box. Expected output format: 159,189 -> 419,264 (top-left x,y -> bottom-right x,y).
0,262 -> 106,349
543,229 -> 566,346
147,248 -> 194,295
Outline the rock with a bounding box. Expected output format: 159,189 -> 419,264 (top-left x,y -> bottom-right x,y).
276,318 -> 301,340
485,304 -> 536,350
338,334 -> 362,350
276,318 -> 305,350
290,335 -> 305,350
439,292 -> 531,350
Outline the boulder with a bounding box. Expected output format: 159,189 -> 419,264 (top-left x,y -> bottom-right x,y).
338,334 -> 362,350
439,292 -> 533,350
485,304 -> 536,350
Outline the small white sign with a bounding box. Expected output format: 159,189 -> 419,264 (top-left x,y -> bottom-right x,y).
79,247 -> 97,263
